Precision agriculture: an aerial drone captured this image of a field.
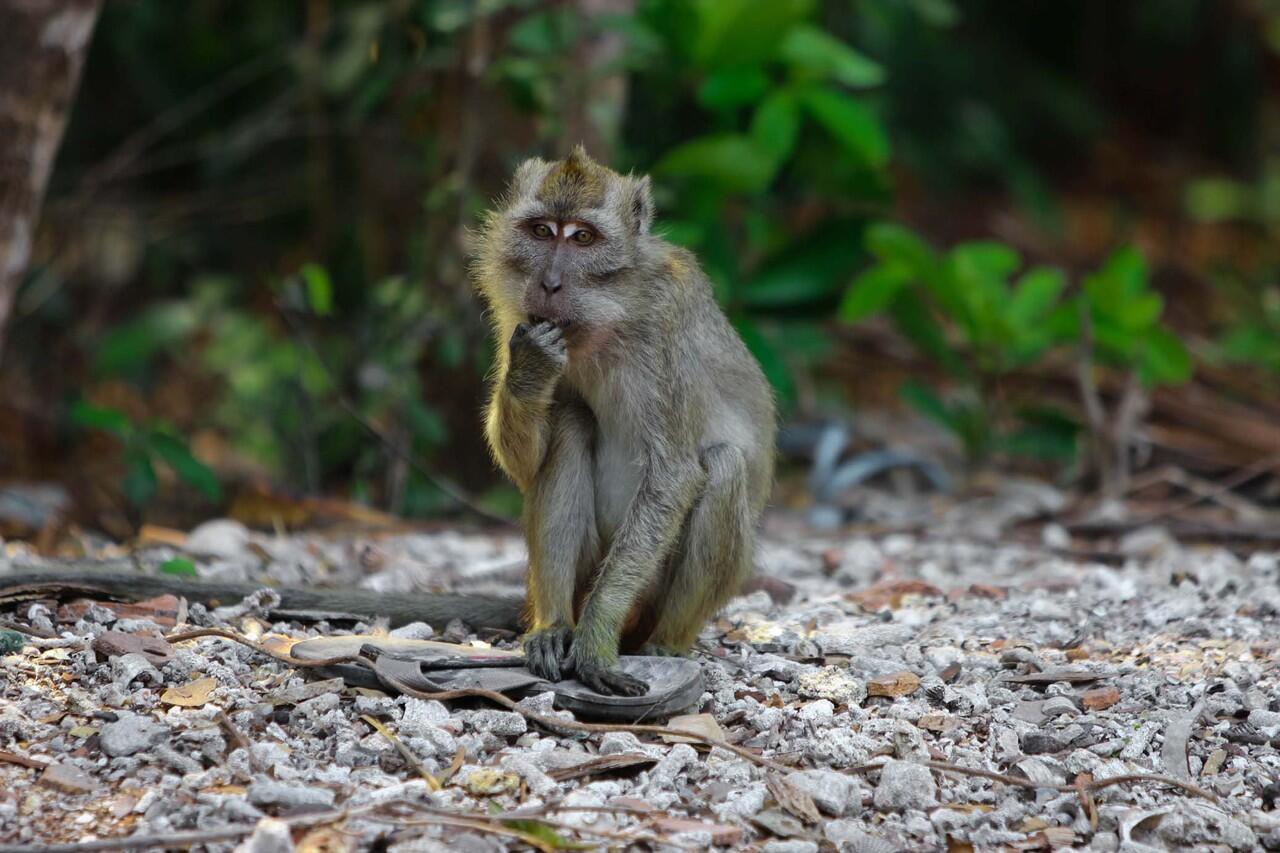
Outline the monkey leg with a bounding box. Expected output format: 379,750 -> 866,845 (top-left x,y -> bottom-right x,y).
522,401 -> 600,682
646,443 -> 754,653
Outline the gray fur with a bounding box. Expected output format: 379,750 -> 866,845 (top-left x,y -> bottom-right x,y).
472,148 -> 776,695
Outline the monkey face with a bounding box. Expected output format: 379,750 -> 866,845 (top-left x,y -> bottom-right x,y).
476,147 -> 655,340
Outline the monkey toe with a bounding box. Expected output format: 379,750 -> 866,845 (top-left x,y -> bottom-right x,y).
574,660 -> 649,696
523,627 -> 570,682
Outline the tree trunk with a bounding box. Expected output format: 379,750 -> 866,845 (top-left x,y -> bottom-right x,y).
0,0 -> 102,360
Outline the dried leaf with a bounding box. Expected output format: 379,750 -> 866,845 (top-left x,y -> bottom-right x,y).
296,826 -> 352,853
161,676 -> 217,707
867,671 -> 921,697
463,768 -> 519,796
547,752 -> 656,782
93,630 -> 175,666
849,579 -> 943,611
767,773 -> 821,823
650,817 -> 742,845
660,713 -> 725,744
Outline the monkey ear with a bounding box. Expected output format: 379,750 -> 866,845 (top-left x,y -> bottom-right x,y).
628,175 -> 654,235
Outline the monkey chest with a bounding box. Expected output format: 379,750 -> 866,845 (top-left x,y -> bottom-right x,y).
591,423 -> 644,542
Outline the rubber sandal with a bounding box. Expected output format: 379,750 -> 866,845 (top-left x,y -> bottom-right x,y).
290,635 -> 703,722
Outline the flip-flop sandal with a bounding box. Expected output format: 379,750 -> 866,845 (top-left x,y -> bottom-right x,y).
290,635 -> 703,722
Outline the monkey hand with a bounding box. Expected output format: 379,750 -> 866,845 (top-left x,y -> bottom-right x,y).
506,320 -> 567,398
523,624 -> 572,682
565,636 -> 649,696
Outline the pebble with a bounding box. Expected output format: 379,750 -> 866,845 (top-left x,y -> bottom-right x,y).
247,780 -> 336,809
872,760 -> 937,811
797,666 -> 866,705
785,769 -> 862,816
99,713 -> 167,757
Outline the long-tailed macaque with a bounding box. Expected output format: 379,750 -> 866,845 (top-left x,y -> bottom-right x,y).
4,148 -> 775,696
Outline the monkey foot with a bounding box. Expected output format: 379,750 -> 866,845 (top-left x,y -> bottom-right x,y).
572,660 -> 649,696
523,626 -> 571,682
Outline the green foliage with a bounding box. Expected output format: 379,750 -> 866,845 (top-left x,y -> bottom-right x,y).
635,0 -> 892,410
69,402 -> 222,506
1076,248 -> 1193,387
842,229 -> 1191,463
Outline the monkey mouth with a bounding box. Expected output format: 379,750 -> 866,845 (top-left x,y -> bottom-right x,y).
528,314 -> 573,330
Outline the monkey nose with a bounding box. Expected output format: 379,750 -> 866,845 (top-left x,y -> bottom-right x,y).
540,277 -> 562,294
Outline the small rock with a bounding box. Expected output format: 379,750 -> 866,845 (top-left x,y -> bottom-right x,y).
187,518 -> 252,558
1081,686 -> 1121,711
785,769 -> 862,817
235,817 -> 295,853
247,780 -> 336,809
763,842 -> 819,853
465,709 -> 526,737
872,760 -> 937,812
599,731 -> 644,755
797,667 -> 866,705
99,713 -> 167,757
1020,730 -> 1067,755
398,699 -> 451,738
38,763 -> 98,794
389,622 -> 434,640
111,653 -> 162,687
867,671 -> 921,698
1042,696 -> 1079,718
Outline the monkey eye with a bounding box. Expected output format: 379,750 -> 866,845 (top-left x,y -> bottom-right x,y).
571,229 -> 596,246
530,222 -> 554,240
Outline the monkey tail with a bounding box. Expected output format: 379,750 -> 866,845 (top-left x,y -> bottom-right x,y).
0,568 -> 528,632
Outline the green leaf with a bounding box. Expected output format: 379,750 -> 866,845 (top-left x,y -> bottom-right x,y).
655,134 -> 776,192
778,24 -> 885,88
1006,267 -> 1066,327
123,449 -> 157,507
900,380 -> 956,432
159,558 -> 197,577
864,223 -> 935,273
692,0 -> 814,67
800,88 -> 890,167
839,264 -> 909,321
1185,177 -> 1253,223
149,432 -> 222,501
738,227 -> 861,308
69,402 -> 133,437
889,291 -> 963,376
1139,327 -> 1193,386
750,92 -> 801,162
1118,292 -> 1163,331
94,302 -> 200,375
697,66 -> 769,109
300,263 -> 333,316
949,241 -> 1021,281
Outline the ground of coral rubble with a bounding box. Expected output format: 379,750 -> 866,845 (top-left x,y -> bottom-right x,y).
2,512 -> 1280,851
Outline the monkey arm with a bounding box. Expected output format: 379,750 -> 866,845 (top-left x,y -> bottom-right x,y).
485,322 -> 568,492
485,380 -> 556,492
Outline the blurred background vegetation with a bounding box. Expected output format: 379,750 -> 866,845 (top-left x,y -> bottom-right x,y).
6,0 -> 1280,536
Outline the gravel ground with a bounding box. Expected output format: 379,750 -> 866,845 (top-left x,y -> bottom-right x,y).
2,514 -> 1280,851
